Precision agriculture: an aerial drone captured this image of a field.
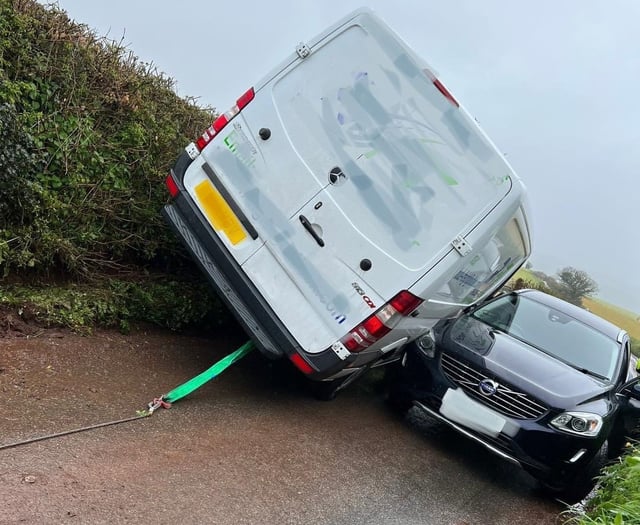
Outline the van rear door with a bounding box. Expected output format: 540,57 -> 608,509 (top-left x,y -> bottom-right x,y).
262,14 -> 513,287
187,9 -> 515,353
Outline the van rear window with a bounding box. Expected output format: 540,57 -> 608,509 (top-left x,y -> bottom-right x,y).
434,218 -> 527,306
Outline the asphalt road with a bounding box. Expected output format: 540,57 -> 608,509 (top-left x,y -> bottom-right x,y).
1,327 -> 563,524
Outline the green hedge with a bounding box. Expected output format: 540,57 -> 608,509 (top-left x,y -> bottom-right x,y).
0,0 -> 213,278
0,0 -> 225,329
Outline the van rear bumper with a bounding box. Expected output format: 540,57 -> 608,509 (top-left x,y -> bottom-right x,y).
162,186 -> 346,379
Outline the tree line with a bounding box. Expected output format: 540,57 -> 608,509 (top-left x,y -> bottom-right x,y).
513,265 -> 598,307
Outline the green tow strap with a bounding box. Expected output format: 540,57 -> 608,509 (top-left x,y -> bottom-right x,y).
0,341 -> 256,450
165,340 -> 254,403
141,340 -> 254,415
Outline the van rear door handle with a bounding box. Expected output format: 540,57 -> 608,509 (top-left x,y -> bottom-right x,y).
299,215 -> 324,247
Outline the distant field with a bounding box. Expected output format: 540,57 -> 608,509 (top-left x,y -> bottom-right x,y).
512,268 -> 543,286
583,297 -> 640,340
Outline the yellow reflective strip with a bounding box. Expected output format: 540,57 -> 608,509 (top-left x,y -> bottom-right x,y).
194,180 -> 247,245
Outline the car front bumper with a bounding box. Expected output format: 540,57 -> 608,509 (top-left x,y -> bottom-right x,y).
395,342 -> 607,481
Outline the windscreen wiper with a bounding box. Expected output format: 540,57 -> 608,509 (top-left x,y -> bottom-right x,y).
565,363 -> 608,381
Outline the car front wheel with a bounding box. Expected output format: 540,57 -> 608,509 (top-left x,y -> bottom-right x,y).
383,360 -> 414,416
540,440 -> 608,503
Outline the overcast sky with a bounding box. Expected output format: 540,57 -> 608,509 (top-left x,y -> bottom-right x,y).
49,0 -> 640,313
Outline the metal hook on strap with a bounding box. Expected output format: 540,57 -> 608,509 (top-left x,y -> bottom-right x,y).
0,342 -> 255,451
146,396 -> 172,415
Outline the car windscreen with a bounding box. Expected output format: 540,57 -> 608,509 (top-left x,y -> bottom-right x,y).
472,295 -> 620,381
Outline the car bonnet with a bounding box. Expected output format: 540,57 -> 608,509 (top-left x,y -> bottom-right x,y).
447,323 -> 611,410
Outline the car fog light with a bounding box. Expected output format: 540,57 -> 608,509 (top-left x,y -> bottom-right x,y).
417,332 -> 436,358
569,449 -> 587,463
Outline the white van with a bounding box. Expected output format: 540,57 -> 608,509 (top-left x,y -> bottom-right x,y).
163,8 -> 532,391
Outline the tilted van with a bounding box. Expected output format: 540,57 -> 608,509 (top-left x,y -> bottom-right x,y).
162,8 -> 532,391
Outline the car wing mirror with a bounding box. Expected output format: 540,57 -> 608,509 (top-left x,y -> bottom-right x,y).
617,377 -> 640,400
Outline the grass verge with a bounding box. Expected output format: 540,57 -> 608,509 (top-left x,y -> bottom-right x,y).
564,444 -> 640,524
0,279 -> 231,333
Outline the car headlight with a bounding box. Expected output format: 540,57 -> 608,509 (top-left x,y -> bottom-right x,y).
550,412 -> 603,437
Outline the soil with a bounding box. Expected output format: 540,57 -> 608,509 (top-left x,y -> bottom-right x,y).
0,314 -> 562,524
0,304 -> 44,339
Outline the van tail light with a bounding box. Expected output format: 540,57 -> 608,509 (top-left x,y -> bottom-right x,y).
390,290 -> 423,314
165,173 -> 180,198
289,353 -> 314,375
196,87 -> 255,151
433,78 -> 459,108
340,290 -> 423,353
423,69 -> 459,108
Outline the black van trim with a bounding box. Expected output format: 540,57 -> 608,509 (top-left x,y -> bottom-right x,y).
163,202 -> 282,359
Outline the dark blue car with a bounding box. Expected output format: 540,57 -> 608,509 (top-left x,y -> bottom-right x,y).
388,289 -> 640,501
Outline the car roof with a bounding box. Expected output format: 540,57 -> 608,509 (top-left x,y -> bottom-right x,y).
514,289 -> 624,342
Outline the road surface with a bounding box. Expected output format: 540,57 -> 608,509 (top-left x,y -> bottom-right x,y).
1,327 -> 563,524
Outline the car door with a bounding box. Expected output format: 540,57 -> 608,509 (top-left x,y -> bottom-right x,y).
617,341 -> 640,435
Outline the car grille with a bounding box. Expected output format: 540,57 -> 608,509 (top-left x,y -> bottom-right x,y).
441,353 -> 549,420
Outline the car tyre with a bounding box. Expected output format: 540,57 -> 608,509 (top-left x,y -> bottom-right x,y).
383,360 -> 414,416
607,419 -> 627,458
540,440 -> 608,503
308,378 -> 342,401
385,390 -> 413,417
309,367 -> 370,401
